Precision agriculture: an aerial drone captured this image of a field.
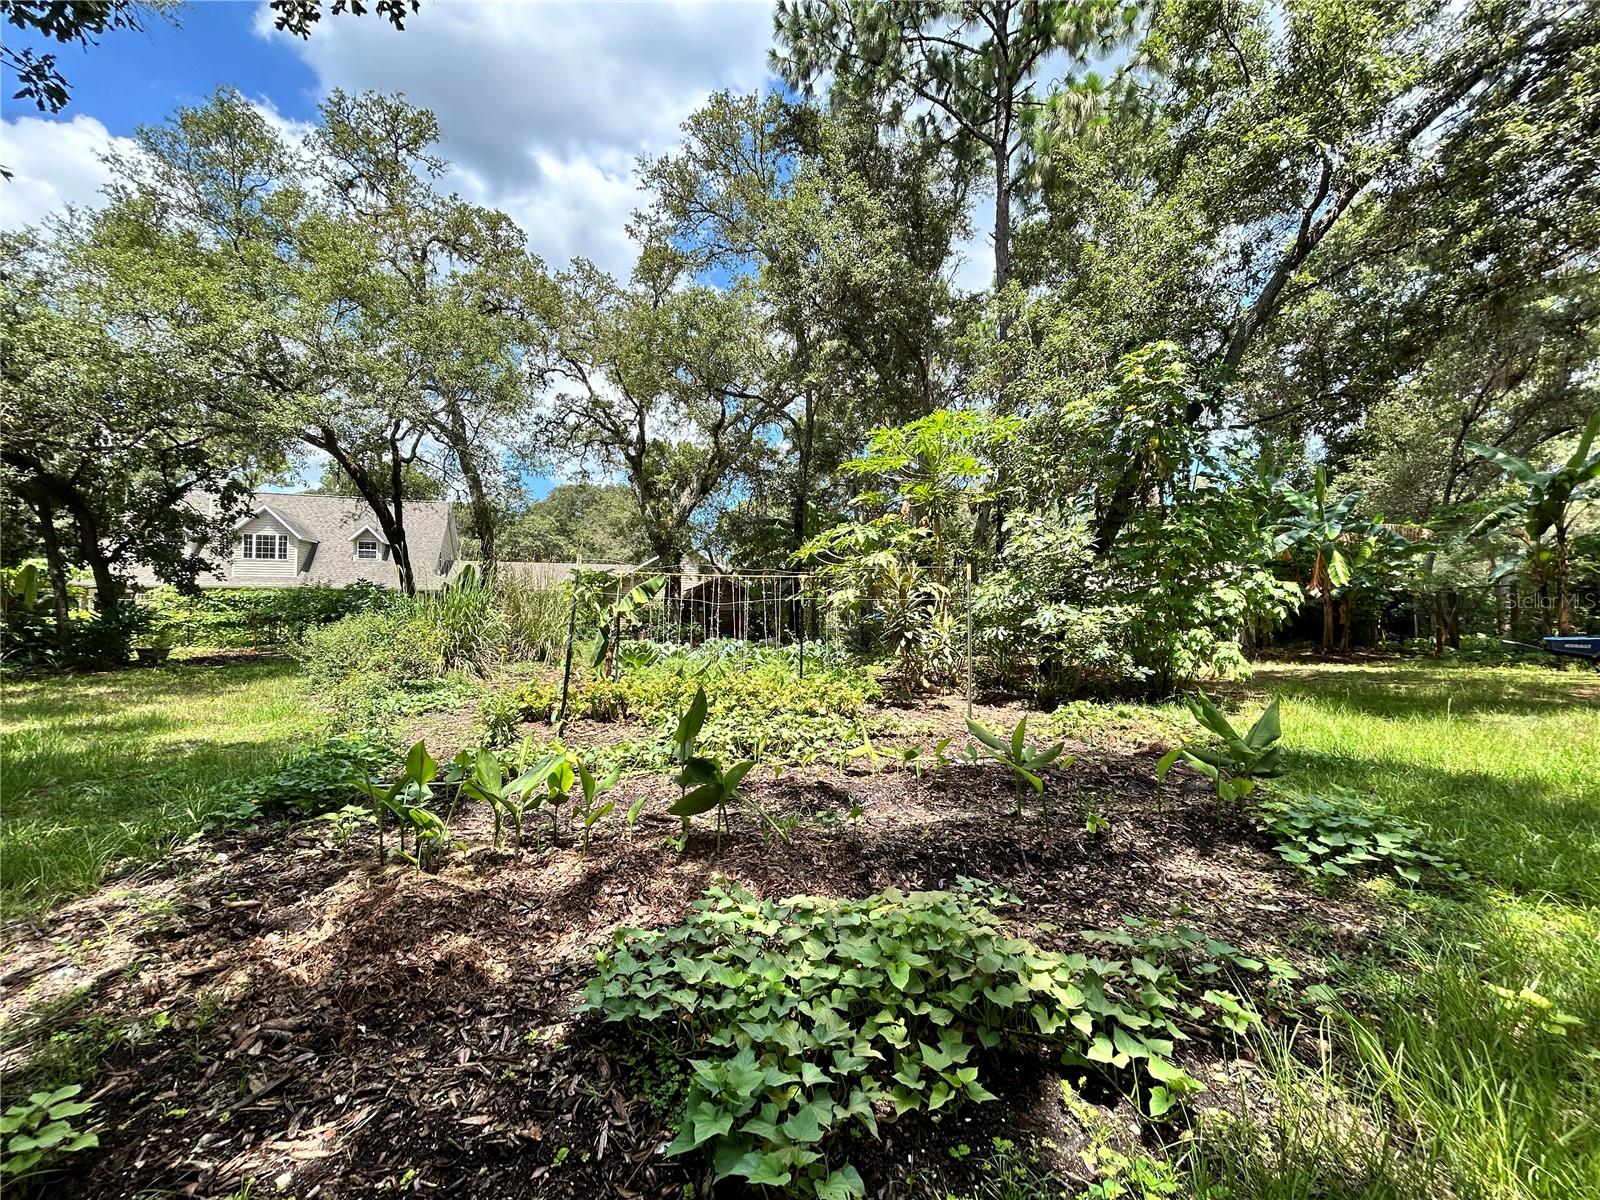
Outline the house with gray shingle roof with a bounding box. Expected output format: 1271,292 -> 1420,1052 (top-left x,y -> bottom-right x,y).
121,491 -> 461,592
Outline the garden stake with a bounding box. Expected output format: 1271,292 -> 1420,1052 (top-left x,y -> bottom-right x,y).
556,585 -> 578,727
964,564 -> 974,721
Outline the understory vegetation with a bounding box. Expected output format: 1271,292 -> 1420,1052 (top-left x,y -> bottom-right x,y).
2,656 -> 1594,1199
1,0 -> 1596,1196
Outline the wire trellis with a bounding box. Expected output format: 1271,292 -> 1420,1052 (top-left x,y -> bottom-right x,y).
554,564 -> 978,726
629,570 -> 822,650
556,568 -> 827,726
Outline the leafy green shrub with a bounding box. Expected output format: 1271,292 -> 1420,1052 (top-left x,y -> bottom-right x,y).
236,731 -> 400,819
142,582 -> 392,648
478,678 -> 560,746
477,691 -> 524,749
0,564 -> 139,668
301,608 -> 449,691
1,1083 -> 98,1186
1258,789 -> 1467,885
583,883 -> 1209,1199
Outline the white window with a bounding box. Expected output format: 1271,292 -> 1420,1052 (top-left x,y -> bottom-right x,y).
241,533 -> 288,560
356,539 -> 379,561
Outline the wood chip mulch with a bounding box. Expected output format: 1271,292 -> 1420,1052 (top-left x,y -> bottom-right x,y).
1,741 -> 1373,1199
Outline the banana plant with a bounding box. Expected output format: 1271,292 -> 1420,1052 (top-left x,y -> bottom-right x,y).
574,566 -> 667,676
1156,693 -> 1285,806
1467,411 -> 1600,635
966,716 -> 1074,819
1272,467 -> 1382,654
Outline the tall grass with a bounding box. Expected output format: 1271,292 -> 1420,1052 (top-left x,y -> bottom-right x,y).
1185,1027 -> 1444,1200
0,661 -> 315,915
495,573 -> 568,662
1185,662 -> 1600,1200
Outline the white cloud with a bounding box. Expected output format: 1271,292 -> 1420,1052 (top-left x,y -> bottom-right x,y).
256,0 -> 775,275
0,114 -> 133,229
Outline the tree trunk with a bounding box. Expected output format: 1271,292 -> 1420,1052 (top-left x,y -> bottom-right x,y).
317,430 -> 419,596
992,145 -> 1011,298
1554,521 -> 1572,635
790,391 -> 815,555
32,496 -> 73,655
1322,588 -> 1335,655
443,400 -> 498,580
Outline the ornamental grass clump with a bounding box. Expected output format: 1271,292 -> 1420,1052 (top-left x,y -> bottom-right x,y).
582,882 -> 1210,1199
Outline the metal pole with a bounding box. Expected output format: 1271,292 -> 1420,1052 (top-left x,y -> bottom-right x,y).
964,564 -> 973,720
557,586 -> 579,727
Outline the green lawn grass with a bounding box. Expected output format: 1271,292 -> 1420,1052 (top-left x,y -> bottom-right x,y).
1193,661 -> 1600,1200
1252,662 -> 1600,902
0,660 -> 317,917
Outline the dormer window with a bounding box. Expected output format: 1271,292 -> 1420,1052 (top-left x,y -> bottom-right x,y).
356,539 -> 379,561
241,533 -> 289,560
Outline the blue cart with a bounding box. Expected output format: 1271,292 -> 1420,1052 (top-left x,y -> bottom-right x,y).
1542,636 -> 1600,662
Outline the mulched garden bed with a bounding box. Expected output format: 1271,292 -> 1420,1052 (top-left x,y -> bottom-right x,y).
1,730 -> 1372,1199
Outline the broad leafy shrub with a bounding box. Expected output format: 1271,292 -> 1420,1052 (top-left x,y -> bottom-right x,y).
143,582 -> 391,648
972,480 -> 1298,700
478,678 -> 559,746
0,564 -> 139,668
1258,789 -> 1467,885
584,883 -> 1211,1198
236,731 -> 400,819
301,609 -> 449,691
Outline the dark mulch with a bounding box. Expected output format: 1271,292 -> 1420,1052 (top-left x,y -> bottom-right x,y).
0,744 -> 1370,1199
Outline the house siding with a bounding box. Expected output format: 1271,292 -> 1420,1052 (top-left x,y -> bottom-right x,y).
115,493 -> 459,592
229,513 -> 298,582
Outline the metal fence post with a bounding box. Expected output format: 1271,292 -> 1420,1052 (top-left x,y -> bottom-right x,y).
964,564 -> 973,720
798,576 -> 806,681
556,586 -> 579,727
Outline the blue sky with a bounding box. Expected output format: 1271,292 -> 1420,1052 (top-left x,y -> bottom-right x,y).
5,3 -> 320,133
1,1 -> 791,498
1,1 -> 991,498
1,1 -> 782,276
